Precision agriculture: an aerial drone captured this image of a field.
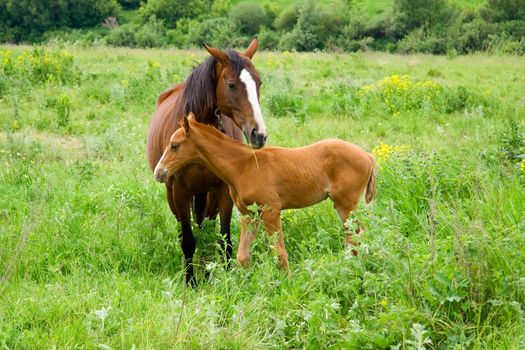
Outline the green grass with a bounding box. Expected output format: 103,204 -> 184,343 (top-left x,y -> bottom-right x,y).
1,44 -> 524,348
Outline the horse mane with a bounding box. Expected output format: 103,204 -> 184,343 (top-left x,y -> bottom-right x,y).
183,50 -> 246,123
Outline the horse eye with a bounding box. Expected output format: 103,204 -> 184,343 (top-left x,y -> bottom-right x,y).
227,82 -> 236,90
171,144 -> 179,151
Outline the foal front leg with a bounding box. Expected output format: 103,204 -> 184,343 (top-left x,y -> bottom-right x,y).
236,215 -> 258,267
261,208 -> 289,271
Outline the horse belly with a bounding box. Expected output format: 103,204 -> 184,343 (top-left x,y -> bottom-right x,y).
174,164 -> 223,194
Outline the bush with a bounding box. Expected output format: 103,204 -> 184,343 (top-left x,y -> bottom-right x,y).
186,17 -> 239,47
135,16 -> 167,47
139,0 -> 211,29
0,0 -> 120,42
258,26 -> 280,51
105,24 -> 138,47
118,0 -> 141,10
273,5 -> 299,31
279,0 -> 352,52
267,93 -> 305,118
456,18 -> 497,53
356,75 -> 488,115
229,2 -> 268,36
393,0 -> 457,34
481,0 -> 525,23
397,28 -> 449,54
0,48 -> 79,86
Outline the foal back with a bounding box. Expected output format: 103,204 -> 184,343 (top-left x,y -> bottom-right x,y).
251,139 -> 374,210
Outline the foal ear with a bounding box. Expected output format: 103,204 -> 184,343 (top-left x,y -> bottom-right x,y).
243,37 -> 258,59
203,43 -> 228,66
181,115 -> 191,133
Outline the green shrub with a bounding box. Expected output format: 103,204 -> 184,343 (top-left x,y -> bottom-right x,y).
273,4 -> 299,31
279,0 -> 352,52
397,28 -> 449,54
356,75 -> 488,115
258,26 -> 280,51
500,120 -> 525,165
135,16 -> 167,48
0,0 -> 120,42
186,17 -> 239,48
0,48 -> 79,87
393,0 -> 457,34
481,0 -> 525,23
457,18 -> 497,53
118,0 -> 141,10
139,0 -> 211,29
267,93 -> 305,119
46,94 -> 72,129
105,24 -> 137,47
211,0 -> 232,17
229,2 -> 268,36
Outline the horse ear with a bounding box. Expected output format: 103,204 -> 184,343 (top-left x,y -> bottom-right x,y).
243,37 -> 258,59
203,43 -> 228,65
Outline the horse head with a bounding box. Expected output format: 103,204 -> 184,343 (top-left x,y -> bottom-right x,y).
203,38 -> 268,148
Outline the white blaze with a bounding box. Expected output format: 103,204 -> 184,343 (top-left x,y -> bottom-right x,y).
239,69 -> 267,135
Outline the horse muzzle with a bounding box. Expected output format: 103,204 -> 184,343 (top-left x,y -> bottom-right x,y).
249,129 -> 268,149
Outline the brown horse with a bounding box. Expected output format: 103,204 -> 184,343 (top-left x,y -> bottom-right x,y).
154,115 -> 376,271
146,38 -> 267,284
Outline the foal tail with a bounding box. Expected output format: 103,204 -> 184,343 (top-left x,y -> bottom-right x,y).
365,157 -> 376,203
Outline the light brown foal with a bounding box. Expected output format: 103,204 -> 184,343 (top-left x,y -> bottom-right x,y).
154,114 -> 376,270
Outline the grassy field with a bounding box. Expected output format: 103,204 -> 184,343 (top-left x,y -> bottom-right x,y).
1,44 -> 524,349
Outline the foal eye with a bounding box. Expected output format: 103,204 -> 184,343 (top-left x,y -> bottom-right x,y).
171,144 -> 179,151
227,82 -> 236,90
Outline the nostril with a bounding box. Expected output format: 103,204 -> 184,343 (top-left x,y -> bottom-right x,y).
263,135 -> 268,143
250,129 -> 257,138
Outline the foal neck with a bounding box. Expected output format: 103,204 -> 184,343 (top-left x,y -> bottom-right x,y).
190,123 -> 254,185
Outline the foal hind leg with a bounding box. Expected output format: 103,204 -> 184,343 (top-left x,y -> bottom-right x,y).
261,208 -> 289,271
332,194 -> 362,256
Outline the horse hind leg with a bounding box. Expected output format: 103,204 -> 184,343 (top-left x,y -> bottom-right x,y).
193,192 -> 209,229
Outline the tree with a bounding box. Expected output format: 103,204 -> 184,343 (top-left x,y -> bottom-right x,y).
481,0 -> 525,22
229,2 -> 268,36
139,0 -> 211,29
393,0 -> 456,34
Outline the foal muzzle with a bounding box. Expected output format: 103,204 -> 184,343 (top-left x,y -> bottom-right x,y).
154,167 -> 169,183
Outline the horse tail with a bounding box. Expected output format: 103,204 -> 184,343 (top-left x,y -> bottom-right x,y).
365,156 -> 376,203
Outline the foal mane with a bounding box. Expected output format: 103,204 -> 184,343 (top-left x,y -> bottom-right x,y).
183,50 -> 247,123
191,119 -> 247,148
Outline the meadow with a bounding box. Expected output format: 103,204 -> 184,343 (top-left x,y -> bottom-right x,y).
0,44 -> 524,349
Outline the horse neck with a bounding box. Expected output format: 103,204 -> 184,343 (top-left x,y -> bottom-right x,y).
190,126 -> 251,187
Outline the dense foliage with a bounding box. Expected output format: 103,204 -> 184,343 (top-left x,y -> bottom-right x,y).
1,0 -> 524,54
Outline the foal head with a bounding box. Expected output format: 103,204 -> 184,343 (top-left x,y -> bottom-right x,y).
203,38 -> 267,148
154,114 -> 200,183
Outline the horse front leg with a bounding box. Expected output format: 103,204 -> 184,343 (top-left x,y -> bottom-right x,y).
261,207 -> 289,272
171,188 -> 197,286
